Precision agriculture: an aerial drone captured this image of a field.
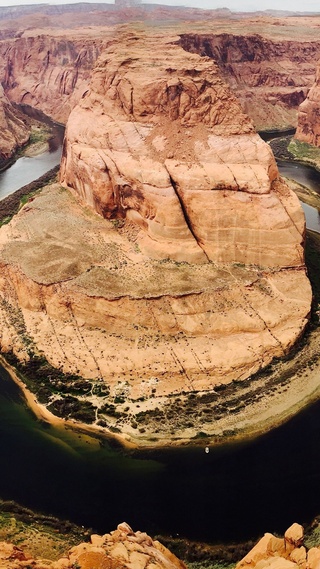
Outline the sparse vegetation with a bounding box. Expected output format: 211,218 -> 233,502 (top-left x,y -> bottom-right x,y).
0,500 -> 90,561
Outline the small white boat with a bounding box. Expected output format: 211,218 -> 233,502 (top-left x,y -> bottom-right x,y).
205,446 -> 209,454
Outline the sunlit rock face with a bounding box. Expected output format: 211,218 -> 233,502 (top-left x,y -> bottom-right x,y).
0,34 -> 107,124
60,31 -> 305,269
0,30 -> 312,443
236,523 -> 320,569
0,523 -> 187,568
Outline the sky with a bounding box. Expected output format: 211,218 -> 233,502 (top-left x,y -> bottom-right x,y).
0,0 -> 318,14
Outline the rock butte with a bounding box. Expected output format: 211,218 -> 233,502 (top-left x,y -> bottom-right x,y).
0,30 -> 311,445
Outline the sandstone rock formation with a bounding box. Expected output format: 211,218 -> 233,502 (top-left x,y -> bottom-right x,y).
236,523 -> 320,569
0,85 -> 29,168
295,62 -> 320,146
179,31 -> 320,131
60,31 -> 306,268
0,15 -> 319,131
0,30 -> 312,444
0,33 -> 108,124
0,522 -> 186,569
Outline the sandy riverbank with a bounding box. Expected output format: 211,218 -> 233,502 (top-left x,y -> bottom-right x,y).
0,355 -> 137,450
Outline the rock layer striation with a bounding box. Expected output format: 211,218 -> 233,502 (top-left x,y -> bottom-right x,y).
0,30 -> 312,444
0,85 -> 29,168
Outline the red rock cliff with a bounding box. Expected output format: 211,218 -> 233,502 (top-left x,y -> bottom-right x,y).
179,32 -> 320,130
60,31 -> 306,269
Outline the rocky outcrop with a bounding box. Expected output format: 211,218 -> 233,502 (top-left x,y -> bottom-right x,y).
60,32 -> 305,269
0,85 -> 29,168
295,62 -> 320,146
237,523 -> 320,569
0,522 -> 186,569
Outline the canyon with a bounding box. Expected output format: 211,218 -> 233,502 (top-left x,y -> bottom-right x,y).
0,4 -> 320,449
0,6 -> 320,157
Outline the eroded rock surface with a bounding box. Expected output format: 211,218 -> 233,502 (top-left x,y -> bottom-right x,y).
0,522 -> 186,569
295,62 -> 320,147
0,32 -> 110,123
179,31 -> 320,131
0,15 -> 319,131
0,30 -> 312,444
60,31 -> 306,269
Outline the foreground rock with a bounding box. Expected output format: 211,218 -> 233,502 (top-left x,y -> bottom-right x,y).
237,523 -> 320,569
0,522 -> 186,569
60,31 -> 305,269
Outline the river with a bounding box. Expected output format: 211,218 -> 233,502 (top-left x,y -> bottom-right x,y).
0,108 -> 64,200
1,125 -> 320,545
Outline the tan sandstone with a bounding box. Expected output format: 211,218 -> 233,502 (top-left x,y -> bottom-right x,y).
60,31 -> 305,269
0,84 -> 29,167
296,63 -> 320,147
0,523 -> 186,569
0,29 -> 312,445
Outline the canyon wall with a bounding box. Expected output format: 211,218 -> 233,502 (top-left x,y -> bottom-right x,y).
0,17 -> 319,130
295,61 -> 320,146
180,32 -> 320,130
0,86 -> 29,168
0,33 -> 110,124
